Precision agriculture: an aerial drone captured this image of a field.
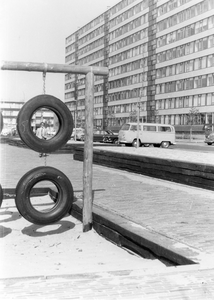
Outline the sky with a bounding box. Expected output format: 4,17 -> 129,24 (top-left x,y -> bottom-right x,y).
0,0 -> 120,102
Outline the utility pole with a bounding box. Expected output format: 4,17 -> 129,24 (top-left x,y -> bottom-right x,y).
136,59 -> 146,148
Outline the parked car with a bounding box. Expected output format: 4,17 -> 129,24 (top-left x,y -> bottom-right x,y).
205,132 -> 214,145
81,129 -> 118,143
102,130 -> 119,144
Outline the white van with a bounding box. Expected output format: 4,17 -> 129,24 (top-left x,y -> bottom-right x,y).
118,122 -> 175,148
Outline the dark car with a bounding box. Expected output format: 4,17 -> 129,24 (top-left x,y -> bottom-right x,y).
205,132 -> 214,145
81,129 -> 119,143
102,130 -> 119,144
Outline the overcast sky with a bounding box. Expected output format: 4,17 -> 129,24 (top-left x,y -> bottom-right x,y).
0,0 -> 119,102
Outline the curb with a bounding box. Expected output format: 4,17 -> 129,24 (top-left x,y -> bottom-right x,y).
71,199 -> 200,267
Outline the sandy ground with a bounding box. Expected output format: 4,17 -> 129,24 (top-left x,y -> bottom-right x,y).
0,195 -> 166,279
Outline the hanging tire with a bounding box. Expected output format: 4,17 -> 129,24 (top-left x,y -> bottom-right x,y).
0,111 -> 4,134
15,166 -> 73,225
0,184 -> 3,208
17,94 -> 74,153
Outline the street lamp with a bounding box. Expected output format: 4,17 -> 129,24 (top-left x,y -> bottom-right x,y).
136,99 -> 140,148
74,75 -> 80,141
74,99 -> 77,141
128,87 -> 142,148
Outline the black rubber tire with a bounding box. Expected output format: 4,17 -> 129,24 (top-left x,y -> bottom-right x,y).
17,94 -> 73,153
0,184 -> 3,208
161,141 -> 170,148
132,139 -> 141,147
0,111 -> 4,134
15,166 -> 73,225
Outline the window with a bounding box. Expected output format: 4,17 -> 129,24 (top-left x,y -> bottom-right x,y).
185,43 -> 190,54
208,54 -> 214,67
161,83 -> 165,93
201,56 -> 207,68
161,99 -> 165,109
196,3 -> 202,15
203,19 -> 208,31
184,97 -> 189,107
207,74 -> 214,86
208,35 -> 214,48
195,39 -> 203,52
166,49 -> 172,60
194,58 -> 201,70
143,125 -> 156,131
202,75 -> 207,87
156,85 -> 161,94
169,65 -> 175,76
207,93 -> 214,105
158,126 -> 171,132
194,76 -> 202,88
176,80 -> 184,91
191,6 -> 196,18
193,95 -> 198,106
185,60 -> 194,72
171,98 -> 175,108
185,78 -> 194,89
130,125 -> 140,131
179,63 -> 184,73
208,16 -> 214,29
179,98 -> 183,108
177,46 -> 185,56
195,22 -> 200,34
201,94 -> 206,106
203,37 -> 208,50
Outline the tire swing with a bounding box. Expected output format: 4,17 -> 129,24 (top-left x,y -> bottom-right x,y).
17,94 -> 74,153
0,111 -> 4,133
15,166 -> 74,225
0,184 -> 3,208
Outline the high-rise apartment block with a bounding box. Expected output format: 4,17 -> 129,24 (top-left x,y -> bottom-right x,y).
65,0 -> 214,129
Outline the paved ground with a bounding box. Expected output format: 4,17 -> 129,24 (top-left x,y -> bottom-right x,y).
1,143 -> 214,299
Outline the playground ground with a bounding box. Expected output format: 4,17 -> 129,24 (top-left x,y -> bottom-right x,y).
0,143 -> 214,299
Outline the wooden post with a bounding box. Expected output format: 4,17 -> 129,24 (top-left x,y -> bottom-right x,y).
1,61 -> 108,76
83,71 -> 94,232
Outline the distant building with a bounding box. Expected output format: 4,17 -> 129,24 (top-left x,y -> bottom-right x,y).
0,100 -> 56,135
64,0 -> 214,129
0,101 -> 24,129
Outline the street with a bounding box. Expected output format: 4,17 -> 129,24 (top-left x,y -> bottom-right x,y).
171,141 -> 214,152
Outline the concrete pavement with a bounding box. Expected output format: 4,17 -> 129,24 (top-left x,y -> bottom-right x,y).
1,143 -> 214,299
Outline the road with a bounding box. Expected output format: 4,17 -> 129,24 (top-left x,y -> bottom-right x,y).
171,141 -> 214,152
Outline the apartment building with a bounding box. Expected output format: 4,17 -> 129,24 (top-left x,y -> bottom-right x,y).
65,0 -> 214,129
0,100 -> 56,134
0,101 -> 24,131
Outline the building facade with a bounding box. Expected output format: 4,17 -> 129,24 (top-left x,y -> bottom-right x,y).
64,0 -> 214,129
0,101 -> 56,134
0,101 -> 24,130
